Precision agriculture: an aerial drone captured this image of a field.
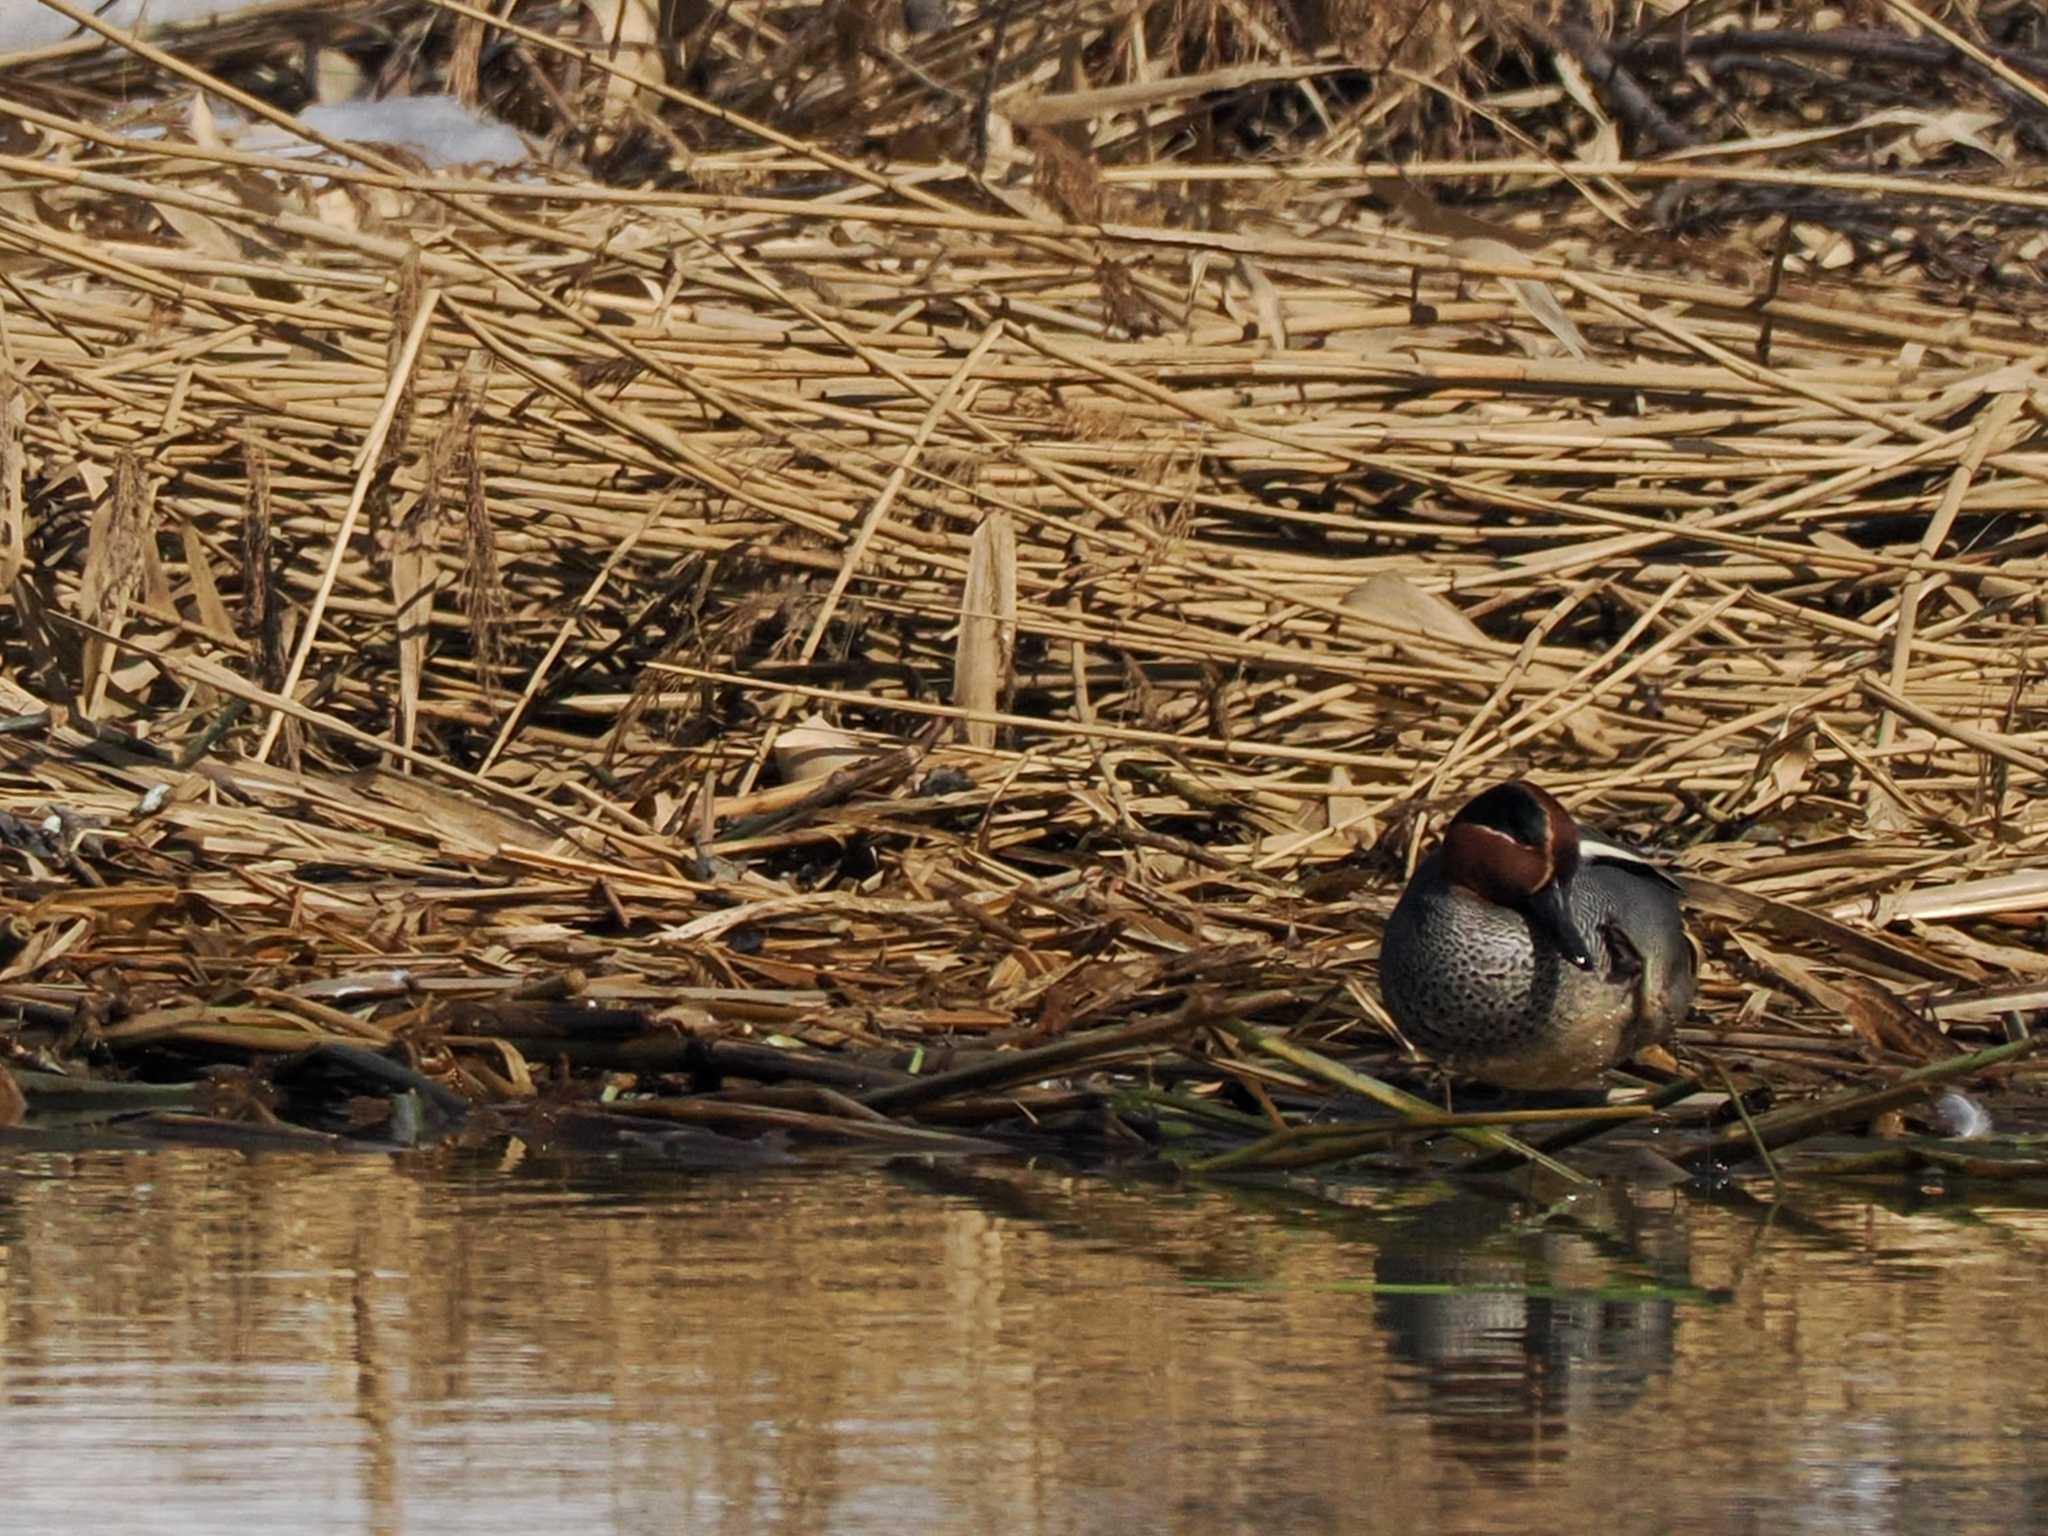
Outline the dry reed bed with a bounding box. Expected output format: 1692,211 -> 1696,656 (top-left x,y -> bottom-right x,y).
0,0 -> 2042,1172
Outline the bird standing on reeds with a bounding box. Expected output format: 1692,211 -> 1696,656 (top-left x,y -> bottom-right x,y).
1379,781 -> 1696,1089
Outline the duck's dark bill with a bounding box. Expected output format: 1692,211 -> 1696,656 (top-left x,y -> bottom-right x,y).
1523,881 -> 1596,970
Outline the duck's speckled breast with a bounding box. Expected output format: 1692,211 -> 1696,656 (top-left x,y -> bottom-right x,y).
1379,851 -> 1692,1088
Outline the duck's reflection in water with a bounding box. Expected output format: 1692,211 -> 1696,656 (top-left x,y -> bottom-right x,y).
1372,1186 -> 1692,1477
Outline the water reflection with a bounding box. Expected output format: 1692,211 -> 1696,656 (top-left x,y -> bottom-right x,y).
0,1143 -> 2045,1535
1372,1189 -> 1686,1475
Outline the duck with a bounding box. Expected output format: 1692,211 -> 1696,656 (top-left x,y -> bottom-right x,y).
1378,780 -> 1696,1090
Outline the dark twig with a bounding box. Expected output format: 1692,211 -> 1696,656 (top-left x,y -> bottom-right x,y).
1625,27 -> 2048,89
1555,18 -> 1695,152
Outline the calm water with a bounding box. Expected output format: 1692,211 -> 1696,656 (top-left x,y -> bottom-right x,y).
1,1143 -> 2044,1535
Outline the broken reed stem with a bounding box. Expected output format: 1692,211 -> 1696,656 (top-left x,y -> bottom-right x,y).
604,1094 -> 1007,1152
1464,1075 -> 1705,1175
1187,1102 -> 1654,1174
858,989 -> 1298,1117
1211,1020 -> 1593,1185
256,289 -> 441,763
1122,1086 -> 1275,1135
1714,1057 -> 1784,1193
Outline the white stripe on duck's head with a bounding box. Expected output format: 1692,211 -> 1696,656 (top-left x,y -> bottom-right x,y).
1438,780 -> 1595,971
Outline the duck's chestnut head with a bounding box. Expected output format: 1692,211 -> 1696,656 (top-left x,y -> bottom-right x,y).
1439,781 -> 1595,970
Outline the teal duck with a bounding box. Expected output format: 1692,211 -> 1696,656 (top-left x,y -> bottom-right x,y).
1379,781 -> 1696,1089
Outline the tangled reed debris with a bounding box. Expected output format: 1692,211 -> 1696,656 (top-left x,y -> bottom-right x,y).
0,0 -> 2044,1181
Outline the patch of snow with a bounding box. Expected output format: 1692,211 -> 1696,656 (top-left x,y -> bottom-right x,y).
0,1 -> 257,54
300,95 -> 533,168
225,95 -> 536,170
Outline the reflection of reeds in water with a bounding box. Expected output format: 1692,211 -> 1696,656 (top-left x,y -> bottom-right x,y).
3,1153 -> 2048,1532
